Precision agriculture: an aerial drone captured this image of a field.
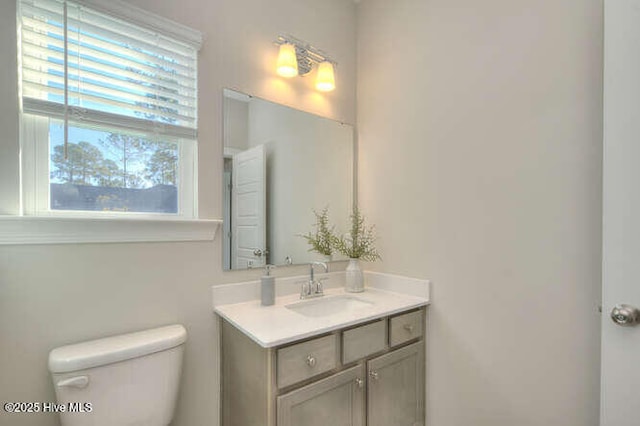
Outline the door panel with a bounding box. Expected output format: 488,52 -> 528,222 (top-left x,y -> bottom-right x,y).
232,145 -> 266,269
277,365 -> 365,426
367,342 -> 424,426
601,0 -> 640,424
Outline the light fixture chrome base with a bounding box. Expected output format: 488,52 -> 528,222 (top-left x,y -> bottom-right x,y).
275,34 -> 336,76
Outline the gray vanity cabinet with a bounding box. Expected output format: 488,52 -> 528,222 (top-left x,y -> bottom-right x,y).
367,342 -> 424,426
277,364 -> 366,426
221,307 -> 426,426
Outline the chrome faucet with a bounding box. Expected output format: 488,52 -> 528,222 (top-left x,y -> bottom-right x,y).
300,262 -> 328,299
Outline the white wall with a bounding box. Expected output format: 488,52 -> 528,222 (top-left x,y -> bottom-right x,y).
357,0 -> 603,425
0,0 -> 356,425
224,98 -> 249,152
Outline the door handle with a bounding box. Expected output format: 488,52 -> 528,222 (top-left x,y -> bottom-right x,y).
253,249 -> 270,257
611,304 -> 640,327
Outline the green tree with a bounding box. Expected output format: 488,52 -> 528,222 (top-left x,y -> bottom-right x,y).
51,142 -> 104,185
124,174 -> 144,189
99,133 -> 148,188
94,158 -> 121,187
146,142 -> 178,185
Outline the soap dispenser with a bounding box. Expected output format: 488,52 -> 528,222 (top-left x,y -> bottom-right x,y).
261,265 -> 276,306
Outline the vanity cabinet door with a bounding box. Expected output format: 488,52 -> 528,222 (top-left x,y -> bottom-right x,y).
367,342 -> 424,426
277,365 -> 365,426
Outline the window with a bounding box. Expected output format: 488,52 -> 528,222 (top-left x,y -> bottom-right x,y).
18,0 -> 200,217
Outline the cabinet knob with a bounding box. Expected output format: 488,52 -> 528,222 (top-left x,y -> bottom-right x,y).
369,371 -> 379,381
404,324 -> 414,333
306,355 -> 317,367
355,378 -> 364,388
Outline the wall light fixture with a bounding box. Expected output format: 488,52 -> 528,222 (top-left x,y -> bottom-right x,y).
275,35 -> 337,92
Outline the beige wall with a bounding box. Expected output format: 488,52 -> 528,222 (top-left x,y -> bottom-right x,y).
0,0 -> 356,425
1,0 -> 605,424
357,0 -> 603,425
247,99 -> 352,265
224,97 -> 249,152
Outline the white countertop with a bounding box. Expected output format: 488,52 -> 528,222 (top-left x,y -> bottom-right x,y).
214,277 -> 430,348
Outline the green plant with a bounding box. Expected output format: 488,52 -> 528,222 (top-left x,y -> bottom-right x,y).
300,207 -> 336,256
334,208 -> 381,262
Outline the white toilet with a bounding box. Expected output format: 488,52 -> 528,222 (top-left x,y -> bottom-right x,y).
48,324 -> 187,426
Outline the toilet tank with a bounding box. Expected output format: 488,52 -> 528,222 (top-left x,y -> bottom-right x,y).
48,324 -> 187,426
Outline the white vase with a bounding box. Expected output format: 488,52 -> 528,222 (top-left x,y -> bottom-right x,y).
345,258 -> 364,292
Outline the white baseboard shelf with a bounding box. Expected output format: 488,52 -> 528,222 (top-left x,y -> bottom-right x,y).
0,216 -> 222,245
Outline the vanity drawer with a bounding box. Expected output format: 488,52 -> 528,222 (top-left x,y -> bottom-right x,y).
342,319 -> 387,364
389,310 -> 423,347
277,334 -> 338,388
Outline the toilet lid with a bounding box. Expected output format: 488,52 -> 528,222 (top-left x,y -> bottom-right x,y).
48,324 -> 187,373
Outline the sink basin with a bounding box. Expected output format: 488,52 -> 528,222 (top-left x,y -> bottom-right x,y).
285,295 -> 374,317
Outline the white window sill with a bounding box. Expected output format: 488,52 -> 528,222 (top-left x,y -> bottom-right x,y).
0,216 -> 222,245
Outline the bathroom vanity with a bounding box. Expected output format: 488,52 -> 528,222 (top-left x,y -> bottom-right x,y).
214,273 -> 429,426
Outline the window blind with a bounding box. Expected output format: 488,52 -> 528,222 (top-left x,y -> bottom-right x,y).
19,0 -> 199,140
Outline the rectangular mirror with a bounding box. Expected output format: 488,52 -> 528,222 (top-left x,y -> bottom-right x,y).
222,89 -> 354,270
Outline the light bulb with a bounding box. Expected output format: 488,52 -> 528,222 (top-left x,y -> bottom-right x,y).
276,43 -> 298,78
315,61 -> 335,92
